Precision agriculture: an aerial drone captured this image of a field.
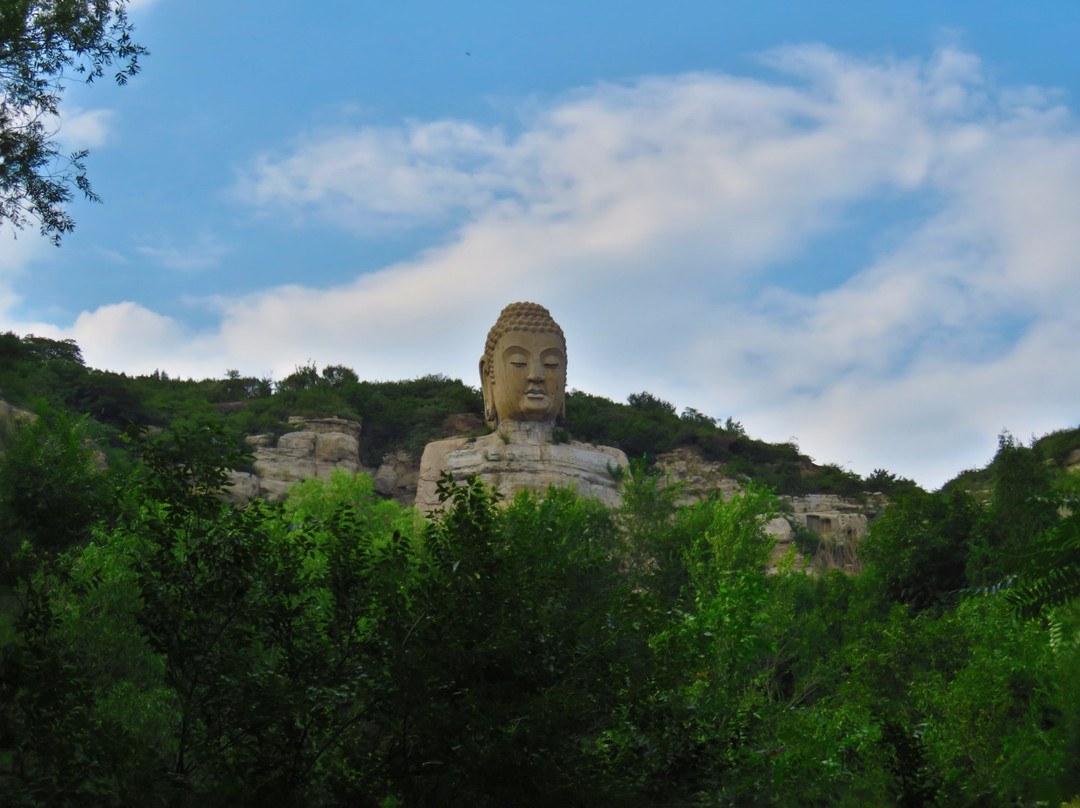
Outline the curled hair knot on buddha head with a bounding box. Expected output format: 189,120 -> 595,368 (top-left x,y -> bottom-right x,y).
480,302 -> 567,428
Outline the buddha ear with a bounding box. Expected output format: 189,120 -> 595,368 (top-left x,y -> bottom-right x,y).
479,357 -> 497,428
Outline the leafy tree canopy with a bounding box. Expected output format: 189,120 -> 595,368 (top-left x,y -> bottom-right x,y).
0,0 -> 145,242
1,413 -> 1080,804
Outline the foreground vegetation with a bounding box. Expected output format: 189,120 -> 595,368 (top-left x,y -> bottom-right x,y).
1,401 -> 1079,806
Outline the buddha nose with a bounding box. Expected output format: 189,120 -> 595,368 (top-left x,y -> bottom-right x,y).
528,361 -> 545,381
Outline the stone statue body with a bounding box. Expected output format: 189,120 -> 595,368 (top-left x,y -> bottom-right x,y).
415,302 -> 628,512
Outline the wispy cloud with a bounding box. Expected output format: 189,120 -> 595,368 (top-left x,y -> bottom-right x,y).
136,235 -> 231,272
235,121 -> 514,231
18,45 -> 1080,487
59,107 -> 114,149
0,226 -> 49,318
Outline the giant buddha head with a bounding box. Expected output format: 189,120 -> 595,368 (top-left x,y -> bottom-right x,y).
480,302 -> 567,429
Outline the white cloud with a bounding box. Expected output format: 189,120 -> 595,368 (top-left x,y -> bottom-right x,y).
33,45 -> 1080,488
69,302 -> 187,371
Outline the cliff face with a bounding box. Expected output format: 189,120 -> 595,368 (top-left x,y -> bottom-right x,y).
653,446 -> 888,570
226,416 -> 417,504
224,419 -> 884,557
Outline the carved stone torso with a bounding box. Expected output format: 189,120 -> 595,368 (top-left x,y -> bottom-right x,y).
414,421 -> 628,513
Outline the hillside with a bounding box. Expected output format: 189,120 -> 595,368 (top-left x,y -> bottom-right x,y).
943,426 -> 1080,500
0,332 -> 916,499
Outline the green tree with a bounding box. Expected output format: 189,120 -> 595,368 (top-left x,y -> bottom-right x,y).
627,391 -> 676,416
912,596 -> 1074,805
130,415 -> 251,518
597,487 -> 782,802
0,403 -> 110,574
0,569 -> 150,806
1005,497 -> 1080,620
376,476 -> 645,805
321,364 -> 359,388
990,431 -> 1058,563
860,489 -> 981,611
277,362 -> 321,393
1,0 -> 145,242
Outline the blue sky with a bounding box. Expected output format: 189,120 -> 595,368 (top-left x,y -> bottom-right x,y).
3,0 -> 1080,489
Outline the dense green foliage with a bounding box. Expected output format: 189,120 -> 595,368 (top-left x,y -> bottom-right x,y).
2,406 -> 1080,805
0,403 -> 112,576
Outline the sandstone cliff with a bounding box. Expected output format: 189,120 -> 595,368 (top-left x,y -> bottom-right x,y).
223,418 -> 885,562
226,416 -> 417,504
653,446 -> 888,570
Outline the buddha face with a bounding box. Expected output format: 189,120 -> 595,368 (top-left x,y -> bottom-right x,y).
486,329 -> 566,424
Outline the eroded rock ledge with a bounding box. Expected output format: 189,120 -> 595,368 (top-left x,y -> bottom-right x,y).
226,416 -> 417,504
653,446 -> 889,569
223,417 -> 885,559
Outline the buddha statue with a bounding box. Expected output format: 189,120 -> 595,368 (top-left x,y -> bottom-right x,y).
414,302 -> 628,512
480,301 -> 566,435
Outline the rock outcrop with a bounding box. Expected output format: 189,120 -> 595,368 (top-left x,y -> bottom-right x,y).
227,416 -> 375,502
653,446 -> 742,505
224,415 -> 426,504
223,416 -> 883,557
655,446 -> 884,537
372,449 -> 420,503
785,493 -> 888,541
653,446 -> 887,568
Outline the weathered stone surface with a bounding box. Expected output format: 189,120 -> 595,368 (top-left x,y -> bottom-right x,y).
654,447 -> 741,505
227,416 -> 373,501
374,450 -> 420,504
315,432 -> 360,463
416,421 -> 628,512
287,416 -> 361,440
224,471 -> 260,503
763,517 -> 794,541
276,431 -> 317,457
784,493 -> 886,543
222,415 -> 428,505
763,516 -> 803,573
652,445 -> 885,547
